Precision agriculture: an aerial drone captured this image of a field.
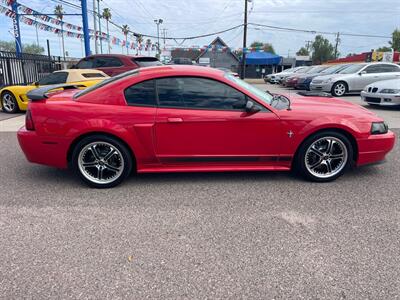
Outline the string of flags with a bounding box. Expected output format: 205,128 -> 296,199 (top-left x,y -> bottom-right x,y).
0,3 -> 159,50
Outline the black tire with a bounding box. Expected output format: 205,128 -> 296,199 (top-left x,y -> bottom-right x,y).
1,91 -> 19,114
295,131 -> 353,182
331,81 -> 348,97
71,135 -> 133,188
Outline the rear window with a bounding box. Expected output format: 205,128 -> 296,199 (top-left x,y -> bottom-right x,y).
133,57 -> 162,67
82,73 -> 106,78
74,69 -> 139,99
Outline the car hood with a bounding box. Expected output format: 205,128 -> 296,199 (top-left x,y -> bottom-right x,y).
286,93 -> 379,120
365,78 -> 400,89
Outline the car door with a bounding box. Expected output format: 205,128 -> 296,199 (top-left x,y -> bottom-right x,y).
154,76 -> 283,166
379,64 -> 400,81
353,64 -> 382,91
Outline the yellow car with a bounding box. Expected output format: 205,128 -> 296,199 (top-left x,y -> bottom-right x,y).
0,69 -> 109,113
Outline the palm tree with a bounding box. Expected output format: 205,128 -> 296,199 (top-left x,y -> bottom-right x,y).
146,38 -> 152,55
102,8 -> 112,54
122,24 -> 130,54
136,34 -> 143,55
54,5 -> 65,60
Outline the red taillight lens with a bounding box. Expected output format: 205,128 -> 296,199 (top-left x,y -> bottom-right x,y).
25,110 -> 35,131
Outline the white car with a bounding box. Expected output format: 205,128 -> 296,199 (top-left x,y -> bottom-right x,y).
265,67 -> 307,84
310,62 -> 400,97
361,79 -> 400,106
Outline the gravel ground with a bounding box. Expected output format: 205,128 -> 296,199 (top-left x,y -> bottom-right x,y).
0,129 -> 399,299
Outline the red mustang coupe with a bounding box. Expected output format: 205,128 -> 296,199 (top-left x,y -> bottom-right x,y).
18,65 -> 395,188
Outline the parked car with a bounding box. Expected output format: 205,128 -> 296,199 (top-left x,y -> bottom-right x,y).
361,79 -> 400,106
295,64 -> 353,90
310,62 -> 400,97
18,65 -> 394,188
281,66 -> 312,87
294,65 -> 336,90
264,66 -> 307,84
74,54 -> 162,76
0,69 -> 108,114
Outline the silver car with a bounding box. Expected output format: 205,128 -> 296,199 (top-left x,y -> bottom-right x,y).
361,79 -> 400,106
310,62 -> 400,97
265,66 -> 307,84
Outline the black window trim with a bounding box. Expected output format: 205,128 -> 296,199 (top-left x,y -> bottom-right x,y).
154,75 -> 270,112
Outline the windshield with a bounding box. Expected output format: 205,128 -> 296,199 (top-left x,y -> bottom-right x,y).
320,64 -> 351,74
309,66 -> 329,73
294,67 -> 309,73
134,57 -> 162,67
225,74 -> 273,105
74,69 -> 139,98
338,64 -> 366,74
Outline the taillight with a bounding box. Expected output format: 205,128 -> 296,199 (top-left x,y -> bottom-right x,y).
25,110 -> 35,131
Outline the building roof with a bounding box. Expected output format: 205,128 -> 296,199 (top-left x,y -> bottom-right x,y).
195,36 -> 240,62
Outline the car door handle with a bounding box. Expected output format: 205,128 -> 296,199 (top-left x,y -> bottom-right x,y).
167,117 -> 183,123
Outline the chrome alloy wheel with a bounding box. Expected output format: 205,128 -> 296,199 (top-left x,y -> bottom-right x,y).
2,93 -> 15,112
334,83 -> 346,96
305,137 -> 348,179
78,142 -> 124,185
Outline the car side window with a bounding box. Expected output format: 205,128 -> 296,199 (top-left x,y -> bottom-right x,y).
124,80 -> 157,107
156,77 -> 247,110
77,58 -> 94,68
38,72 -> 68,85
380,64 -> 400,73
364,65 -> 383,74
95,57 -> 124,68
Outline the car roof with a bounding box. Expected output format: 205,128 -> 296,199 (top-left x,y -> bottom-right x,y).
83,54 -> 157,59
137,65 -> 225,76
54,69 -> 109,81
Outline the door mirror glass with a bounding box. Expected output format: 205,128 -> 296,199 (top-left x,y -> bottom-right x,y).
245,100 -> 261,113
359,70 -> 367,75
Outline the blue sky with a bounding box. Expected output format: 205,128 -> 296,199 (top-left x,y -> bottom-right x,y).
0,0 -> 399,58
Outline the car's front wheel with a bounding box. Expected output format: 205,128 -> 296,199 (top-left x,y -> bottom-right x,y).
71,135 -> 133,188
296,131 -> 353,182
1,91 -> 19,114
331,82 -> 347,97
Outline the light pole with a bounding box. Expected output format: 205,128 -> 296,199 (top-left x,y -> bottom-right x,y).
241,0 -> 251,79
92,0 -> 98,54
97,0 -> 103,54
154,19 -> 163,58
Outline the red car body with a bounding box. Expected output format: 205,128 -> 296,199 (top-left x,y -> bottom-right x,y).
283,75 -> 299,88
18,65 -> 395,187
75,54 -> 161,76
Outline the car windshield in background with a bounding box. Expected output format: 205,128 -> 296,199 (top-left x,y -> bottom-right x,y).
338,64 -> 366,74
225,73 -> 273,105
310,66 -> 329,73
134,57 -> 163,67
294,67 -> 309,73
74,69 -> 139,98
320,64 -> 352,74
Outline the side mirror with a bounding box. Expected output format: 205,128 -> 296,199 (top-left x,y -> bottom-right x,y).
245,100 -> 261,114
33,81 -> 39,86
359,70 -> 367,75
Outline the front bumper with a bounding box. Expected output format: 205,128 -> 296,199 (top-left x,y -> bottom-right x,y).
357,130 -> 396,166
309,82 -> 333,93
17,127 -> 70,169
361,91 -> 400,106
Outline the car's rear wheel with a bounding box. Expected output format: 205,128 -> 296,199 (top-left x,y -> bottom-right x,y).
1,91 -> 19,114
296,131 -> 353,182
331,82 -> 347,97
71,135 -> 133,188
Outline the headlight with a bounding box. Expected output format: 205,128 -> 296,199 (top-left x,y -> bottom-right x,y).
380,88 -> 400,94
363,86 -> 369,92
371,122 -> 389,135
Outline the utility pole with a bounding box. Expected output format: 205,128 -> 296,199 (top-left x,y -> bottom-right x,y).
305,40 -> 312,53
161,28 -> 168,50
154,19 -> 163,58
240,0 -> 249,79
97,0 -> 103,54
81,0 -> 91,56
93,0 -> 98,54
334,32 -> 340,59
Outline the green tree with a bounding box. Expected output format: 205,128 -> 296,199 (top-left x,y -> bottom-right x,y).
389,28 -> 400,51
102,8 -> 112,54
296,47 -> 309,56
250,41 -> 275,54
54,5 -> 65,60
311,35 -> 335,64
122,24 -> 130,54
0,40 -> 44,54
376,46 -> 392,52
